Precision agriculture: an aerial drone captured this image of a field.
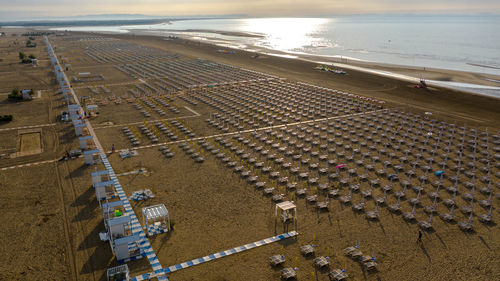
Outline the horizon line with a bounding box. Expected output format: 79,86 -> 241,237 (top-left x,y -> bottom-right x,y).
1,12 -> 500,23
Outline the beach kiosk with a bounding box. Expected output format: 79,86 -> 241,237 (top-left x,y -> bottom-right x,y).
68,104 -> 80,115
72,118 -> 83,127
142,204 -> 170,236
79,135 -> 95,150
70,111 -> 83,121
107,215 -> 133,240
62,88 -> 71,101
102,200 -> 126,222
106,215 -> 142,262
86,104 -> 99,117
91,169 -> 110,185
55,67 -> 65,82
94,180 -> 116,201
74,122 -> 87,136
113,234 -> 142,263
107,264 -> 130,281
275,201 -> 297,232
69,104 -> 83,121
84,149 -> 100,165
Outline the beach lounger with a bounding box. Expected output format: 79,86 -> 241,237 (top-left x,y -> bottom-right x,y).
328,269 -> 348,281
352,200 -> 365,212
281,268 -> 297,280
270,255 -> 286,266
300,245 -> 315,256
306,195 -> 318,203
314,256 -> 330,268
440,206 -> 456,222
359,255 -> 372,263
364,261 -> 378,271
458,213 -> 474,231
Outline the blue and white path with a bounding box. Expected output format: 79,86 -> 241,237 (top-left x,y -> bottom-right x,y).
131,231 -> 298,281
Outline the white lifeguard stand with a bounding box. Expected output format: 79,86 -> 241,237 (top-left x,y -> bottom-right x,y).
276,201 -> 297,222
84,149 -> 100,165
142,204 -> 170,236
107,264 -> 130,281
94,180 -> 116,201
79,135 -> 95,150
275,201 -> 297,232
91,169 -> 110,184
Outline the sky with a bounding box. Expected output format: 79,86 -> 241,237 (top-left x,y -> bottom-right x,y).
0,0 -> 499,20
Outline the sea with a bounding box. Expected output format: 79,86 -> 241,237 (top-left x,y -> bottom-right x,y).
51,15 -> 500,96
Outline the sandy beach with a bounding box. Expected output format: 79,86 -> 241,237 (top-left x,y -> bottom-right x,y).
105,32 -> 500,128
0,26 -> 498,281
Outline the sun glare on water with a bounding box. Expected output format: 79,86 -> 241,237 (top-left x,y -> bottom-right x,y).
239,18 -> 330,51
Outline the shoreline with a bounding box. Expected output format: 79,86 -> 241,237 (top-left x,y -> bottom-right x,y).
171,31 -> 500,96
128,28 -> 500,98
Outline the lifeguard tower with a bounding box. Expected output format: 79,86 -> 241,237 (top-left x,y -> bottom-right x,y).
142,204 -> 170,236
275,201 -> 297,232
